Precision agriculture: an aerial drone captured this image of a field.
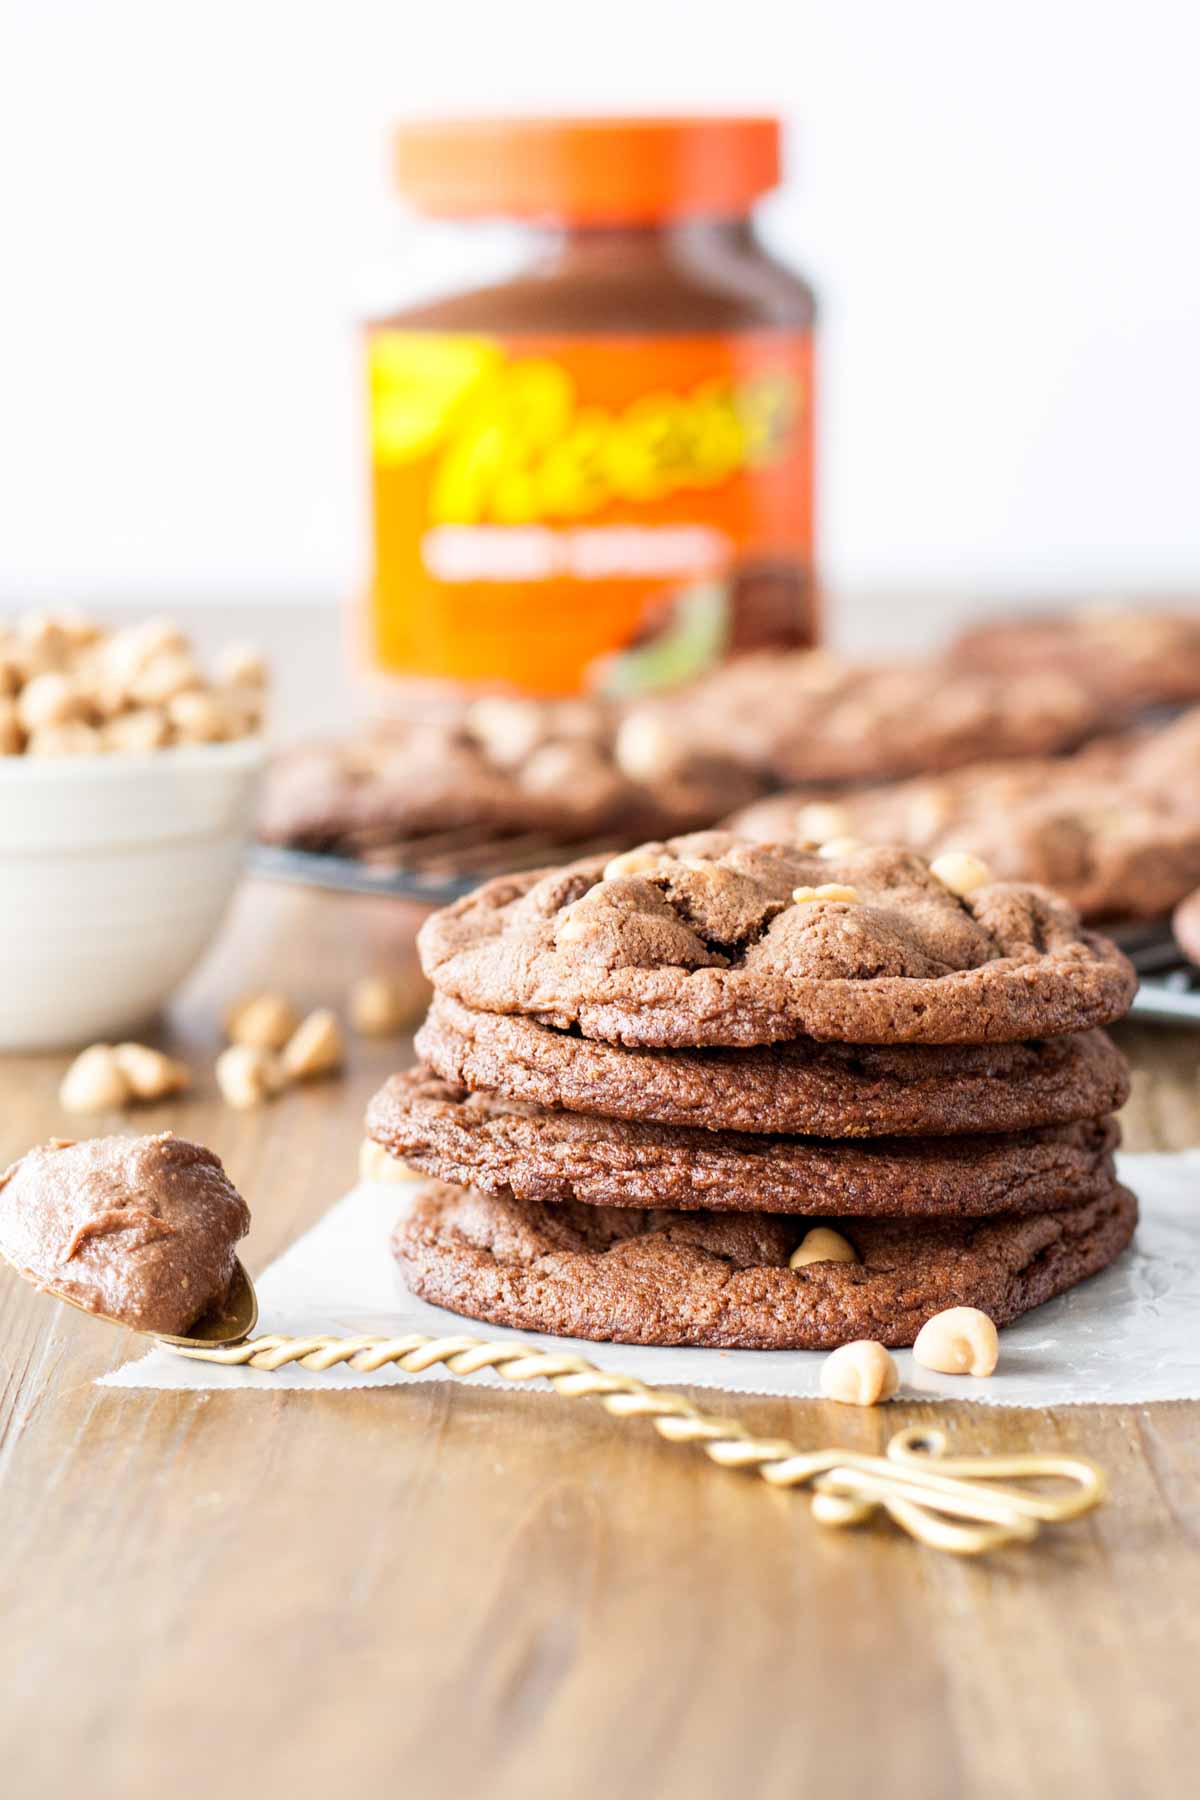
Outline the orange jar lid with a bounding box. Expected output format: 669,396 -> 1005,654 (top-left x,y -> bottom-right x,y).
392,116 -> 781,224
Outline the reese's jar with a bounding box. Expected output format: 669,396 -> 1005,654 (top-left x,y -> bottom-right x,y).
366,116 -> 817,699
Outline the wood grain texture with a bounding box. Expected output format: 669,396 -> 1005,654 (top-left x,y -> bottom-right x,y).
1,606 -> 1199,1800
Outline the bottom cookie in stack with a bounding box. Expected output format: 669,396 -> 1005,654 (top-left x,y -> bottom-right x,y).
384,1180 -> 1137,1352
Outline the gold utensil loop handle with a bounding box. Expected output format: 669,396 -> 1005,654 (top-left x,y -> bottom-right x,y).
172,1330 -> 1106,1557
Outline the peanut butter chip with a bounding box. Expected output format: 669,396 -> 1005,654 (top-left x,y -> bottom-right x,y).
912,1306 -> 999,1377
929,851 -> 993,897
111,1043 -> 190,1101
26,721 -> 102,756
350,971 -> 430,1037
0,610 -> 266,755
216,642 -> 269,690
790,884 -> 860,905
556,908 -> 594,945
797,802 -> 852,844
820,1341 -> 900,1406
225,990 -> 300,1052
602,849 -> 666,881
0,696 -> 22,754
16,671 -> 82,733
614,712 -> 682,781
789,1226 -> 859,1269
358,1139 -> 424,1184
280,1009 -> 344,1081
215,1045 -> 284,1109
59,1045 -> 132,1114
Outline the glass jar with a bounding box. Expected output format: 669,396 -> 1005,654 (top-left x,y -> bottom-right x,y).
365,116 -> 817,700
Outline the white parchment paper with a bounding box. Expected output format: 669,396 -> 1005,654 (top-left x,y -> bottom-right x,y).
101,1150 -> 1200,1405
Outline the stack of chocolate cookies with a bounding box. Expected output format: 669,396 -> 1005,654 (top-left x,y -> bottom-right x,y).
367,836 -> 1139,1351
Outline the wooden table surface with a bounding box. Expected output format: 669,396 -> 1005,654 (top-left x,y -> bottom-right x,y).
2,606 -> 1199,1800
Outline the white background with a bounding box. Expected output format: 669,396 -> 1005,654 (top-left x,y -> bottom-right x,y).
2,0 -> 1198,609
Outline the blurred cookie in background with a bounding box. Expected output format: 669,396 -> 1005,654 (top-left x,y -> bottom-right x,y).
259,696 -> 765,865
949,604 -> 1200,710
729,707 -> 1200,924
614,650 -> 1110,790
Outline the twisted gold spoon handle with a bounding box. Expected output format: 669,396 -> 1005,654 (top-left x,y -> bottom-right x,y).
174,1330 -> 1106,1557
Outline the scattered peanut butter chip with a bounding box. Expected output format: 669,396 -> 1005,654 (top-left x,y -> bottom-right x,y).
912,1306 -> 999,1377
111,1043 -> 191,1101
280,1008 -> 344,1081
215,1044 -> 284,1109
225,991 -> 300,1053
349,971 -> 430,1038
820,1341 -> 899,1406
59,1045 -> 133,1114
358,1139 -> 425,1184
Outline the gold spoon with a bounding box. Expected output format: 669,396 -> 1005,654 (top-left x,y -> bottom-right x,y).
0,1246 -> 257,1348
1,1248 -> 1107,1558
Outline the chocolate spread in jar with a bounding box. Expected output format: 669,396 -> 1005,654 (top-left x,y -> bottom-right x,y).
367,117 -> 818,701
0,1133 -> 250,1335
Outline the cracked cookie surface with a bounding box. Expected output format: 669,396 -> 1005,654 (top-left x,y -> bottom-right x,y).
391,1180 -> 1138,1349
418,834 -> 1137,1046
368,1069 -> 1120,1217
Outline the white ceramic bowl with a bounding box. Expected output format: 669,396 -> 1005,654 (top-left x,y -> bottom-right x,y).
0,739 -> 265,1051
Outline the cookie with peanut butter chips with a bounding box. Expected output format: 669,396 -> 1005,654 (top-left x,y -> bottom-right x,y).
417,835 -> 1137,1047
390,1179 -> 1138,1350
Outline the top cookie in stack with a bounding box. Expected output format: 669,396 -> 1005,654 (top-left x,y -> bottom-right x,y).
371,834 -> 1138,1351
414,835 -> 1134,1046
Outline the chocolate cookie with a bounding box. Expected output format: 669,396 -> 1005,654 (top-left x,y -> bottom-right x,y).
418,835 -> 1137,1046
391,1180 -> 1138,1349
614,651 -> 1107,788
949,605 -> 1200,710
418,996 -> 1131,1138
0,1133 -> 251,1337
260,701 -> 760,858
1172,886 -> 1200,966
730,754 -> 1200,924
368,1069 -> 1120,1217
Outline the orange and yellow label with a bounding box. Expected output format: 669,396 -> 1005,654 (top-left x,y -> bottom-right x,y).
367,330 -> 814,695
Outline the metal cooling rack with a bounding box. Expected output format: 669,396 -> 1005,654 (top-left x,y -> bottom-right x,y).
1112,921 -> 1200,1025
251,831 -> 615,905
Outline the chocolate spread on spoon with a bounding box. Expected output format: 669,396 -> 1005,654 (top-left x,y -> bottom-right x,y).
0,1133 -> 250,1335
